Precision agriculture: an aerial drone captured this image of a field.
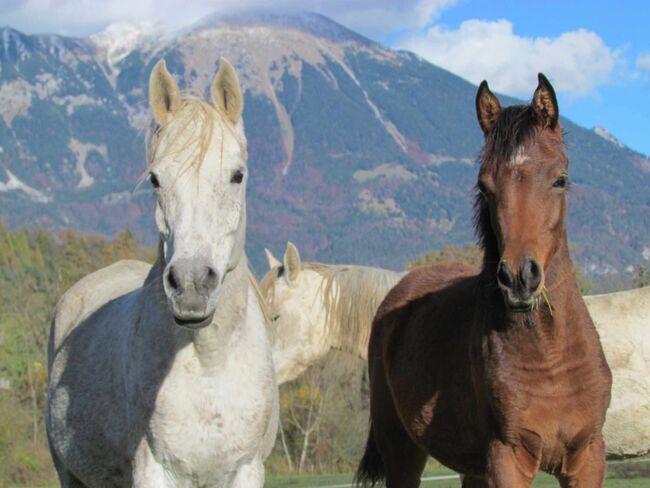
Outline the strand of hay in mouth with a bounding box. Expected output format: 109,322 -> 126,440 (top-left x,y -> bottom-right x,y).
541,287 -> 553,315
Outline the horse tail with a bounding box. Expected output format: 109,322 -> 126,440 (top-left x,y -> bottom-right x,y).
354,421 -> 385,487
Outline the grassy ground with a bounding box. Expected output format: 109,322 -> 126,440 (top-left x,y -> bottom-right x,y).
31,475 -> 650,488
31,459 -> 650,487
265,463 -> 650,487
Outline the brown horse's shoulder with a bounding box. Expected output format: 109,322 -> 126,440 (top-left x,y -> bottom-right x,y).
378,262 -> 478,314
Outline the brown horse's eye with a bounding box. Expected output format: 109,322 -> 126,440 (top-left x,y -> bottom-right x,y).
553,175 -> 568,189
149,173 -> 160,189
231,170 -> 244,184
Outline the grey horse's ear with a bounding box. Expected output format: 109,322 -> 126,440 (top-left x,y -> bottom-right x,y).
283,242 -> 301,284
476,80 -> 501,135
149,59 -> 182,125
265,248 -> 281,269
532,72 -> 559,129
211,57 -> 244,124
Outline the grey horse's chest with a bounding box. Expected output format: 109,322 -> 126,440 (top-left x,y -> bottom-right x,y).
145,342 -> 274,481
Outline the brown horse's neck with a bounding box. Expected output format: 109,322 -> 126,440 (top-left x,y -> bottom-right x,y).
536,239 -> 589,335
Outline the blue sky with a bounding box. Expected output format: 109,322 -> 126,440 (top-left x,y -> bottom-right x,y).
2,0 -> 648,155
408,1 -> 650,156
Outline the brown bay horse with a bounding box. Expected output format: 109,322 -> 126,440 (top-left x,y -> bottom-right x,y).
356,74 -> 612,487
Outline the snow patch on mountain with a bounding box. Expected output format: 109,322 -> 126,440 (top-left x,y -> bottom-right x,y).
0,74 -> 64,125
1,28 -> 31,62
69,139 -> 107,189
0,80 -> 32,125
91,21 -> 162,70
594,126 -> 625,148
0,170 -> 50,203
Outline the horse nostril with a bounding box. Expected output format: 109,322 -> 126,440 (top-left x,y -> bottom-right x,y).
522,256 -> 542,292
167,266 -> 180,292
200,266 -> 219,293
497,261 -> 514,289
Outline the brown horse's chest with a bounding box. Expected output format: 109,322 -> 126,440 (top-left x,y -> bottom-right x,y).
487,338 -> 609,465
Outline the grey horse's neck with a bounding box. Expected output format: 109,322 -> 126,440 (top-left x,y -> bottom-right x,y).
146,245 -> 250,370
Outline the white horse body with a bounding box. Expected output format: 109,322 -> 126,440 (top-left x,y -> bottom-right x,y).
47,59 -> 278,487
585,287 -> 650,457
261,243 -> 403,383
48,259 -> 277,487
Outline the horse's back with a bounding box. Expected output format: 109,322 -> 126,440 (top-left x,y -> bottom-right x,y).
373,261 -> 479,328
48,259 -> 151,367
370,260 -> 480,382
47,280 -> 146,486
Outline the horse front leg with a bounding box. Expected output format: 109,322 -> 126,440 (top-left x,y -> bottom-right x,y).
557,436 -> 606,488
132,441 -> 174,488
231,455 -> 264,488
485,440 -> 537,488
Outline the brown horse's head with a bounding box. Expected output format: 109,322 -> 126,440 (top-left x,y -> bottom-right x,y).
475,74 -> 569,312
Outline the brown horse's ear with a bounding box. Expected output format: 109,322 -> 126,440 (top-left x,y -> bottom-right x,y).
264,248 -> 281,269
211,57 -> 244,124
476,80 -> 502,135
532,73 -> 559,129
283,241 -> 301,285
149,59 -> 181,125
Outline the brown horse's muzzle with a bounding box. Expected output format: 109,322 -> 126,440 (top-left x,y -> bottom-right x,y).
496,256 -> 543,311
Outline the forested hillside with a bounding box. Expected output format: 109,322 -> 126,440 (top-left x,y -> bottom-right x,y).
0,223 -> 152,485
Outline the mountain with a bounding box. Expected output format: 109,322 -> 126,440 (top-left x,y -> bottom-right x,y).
0,12 -> 649,276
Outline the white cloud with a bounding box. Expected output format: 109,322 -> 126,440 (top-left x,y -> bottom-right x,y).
637,53 -> 650,72
398,19 -> 619,97
334,0 -> 457,35
1,0 -> 457,38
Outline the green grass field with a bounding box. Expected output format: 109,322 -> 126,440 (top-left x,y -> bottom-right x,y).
30,458 -> 650,487
265,460 -> 650,487
265,474 -> 650,487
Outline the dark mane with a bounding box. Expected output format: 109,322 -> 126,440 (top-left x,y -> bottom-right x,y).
473,104 -> 540,269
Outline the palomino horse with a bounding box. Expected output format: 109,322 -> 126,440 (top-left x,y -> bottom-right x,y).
262,245 -> 649,458
356,75 -> 612,487
46,59 -> 278,487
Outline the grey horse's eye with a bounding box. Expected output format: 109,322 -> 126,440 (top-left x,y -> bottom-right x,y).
231,170 -> 244,184
272,314 -> 280,322
149,173 -> 160,189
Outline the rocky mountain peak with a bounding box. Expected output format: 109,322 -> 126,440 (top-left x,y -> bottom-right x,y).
189,11 -> 376,46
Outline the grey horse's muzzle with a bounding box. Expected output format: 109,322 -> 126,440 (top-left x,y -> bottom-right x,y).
164,258 -> 219,329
